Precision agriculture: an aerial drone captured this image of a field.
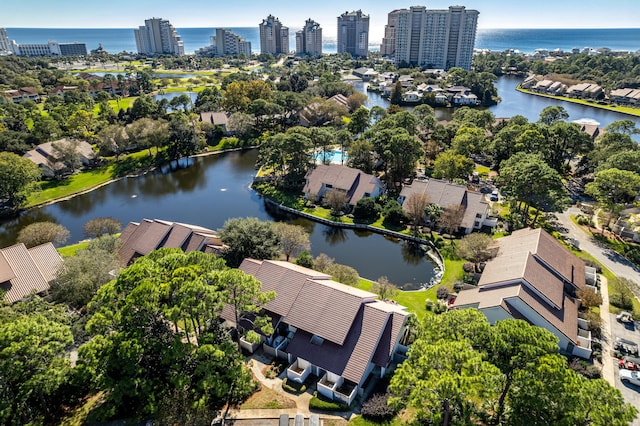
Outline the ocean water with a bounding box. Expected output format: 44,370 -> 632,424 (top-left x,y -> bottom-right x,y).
6,27 -> 640,55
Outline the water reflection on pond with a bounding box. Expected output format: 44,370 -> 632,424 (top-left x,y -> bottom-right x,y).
0,150 -> 436,287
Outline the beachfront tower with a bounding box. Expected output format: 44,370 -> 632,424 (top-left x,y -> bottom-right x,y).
134,17 -> 184,56
394,6 -> 479,70
337,10 -> 369,58
259,15 -> 289,55
296,19 -> 322,57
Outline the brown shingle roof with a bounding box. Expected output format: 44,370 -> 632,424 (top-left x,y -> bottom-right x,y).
303,164 -> 383,206
399,179 -> 488,230
0,243 -> 61,303
118,219 -> 223,265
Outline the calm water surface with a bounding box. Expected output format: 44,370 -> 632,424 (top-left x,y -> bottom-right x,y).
0,150 -> 435,287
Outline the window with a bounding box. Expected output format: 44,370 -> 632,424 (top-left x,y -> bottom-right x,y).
310,335 -> 324,345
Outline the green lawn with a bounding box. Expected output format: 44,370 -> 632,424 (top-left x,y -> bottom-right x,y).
57,241 -> 90,257
27,166 -> 115,207
354,257 -> 464,321
517,86 -> 640,117
107,96 -> 137,113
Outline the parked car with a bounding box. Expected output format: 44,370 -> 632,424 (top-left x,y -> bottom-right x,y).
618,356 -> 640,370
617,311 -> 634,323
620,369 -> 640,386
490,190 -> 499,202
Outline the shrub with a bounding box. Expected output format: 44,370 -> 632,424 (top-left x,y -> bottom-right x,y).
309,395 -> 349,412
353,197 -> 381,220
568,358 -> 601,379
584,260 -> 602,274
462,262 -> 475,273
436,286 -> 450,300
17,222 -> 70,248
295,250 -> 314,268
361,393 -> 397,422
609,293 -> 633,311
453,280 -> 465,293
382,200 -> 406,227
282,378 -> 306,394
83,217 -> 122,238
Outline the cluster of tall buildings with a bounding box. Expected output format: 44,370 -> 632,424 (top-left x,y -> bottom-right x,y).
1,5 -> 479,69
254,5 -> 478,69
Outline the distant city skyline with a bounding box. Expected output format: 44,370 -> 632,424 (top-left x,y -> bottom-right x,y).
2,0 -> 639,44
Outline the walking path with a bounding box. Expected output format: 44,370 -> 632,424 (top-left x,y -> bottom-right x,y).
598,276 -> 616,386
222,352 -> 352,424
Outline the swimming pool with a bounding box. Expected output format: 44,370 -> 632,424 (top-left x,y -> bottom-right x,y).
315,150 -> 348,165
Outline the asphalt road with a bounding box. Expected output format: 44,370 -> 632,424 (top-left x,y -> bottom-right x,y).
556,207 -> 640,283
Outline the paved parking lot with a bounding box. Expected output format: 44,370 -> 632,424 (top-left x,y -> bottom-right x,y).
610,314 -> 640,426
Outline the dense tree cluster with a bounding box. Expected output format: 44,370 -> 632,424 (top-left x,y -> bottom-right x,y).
390,309 -> 637,426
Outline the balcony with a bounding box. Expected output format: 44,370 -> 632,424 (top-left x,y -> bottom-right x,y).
334,380 -> 357,406
573,328 -> 593,359
287,358 -> 311,384
317,372 -> 342,400
239,334 -> 264,354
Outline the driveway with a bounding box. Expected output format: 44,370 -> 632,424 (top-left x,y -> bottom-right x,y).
556,207 -> 640,283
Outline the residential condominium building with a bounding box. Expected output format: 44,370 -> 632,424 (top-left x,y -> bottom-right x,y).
296,19 -> 322,57
134,17 -> 184,56
0,28 -> 12,54
337,10 -> 369,58
7,39 -> 87,56
195,28 -> 252,58
259,15 -> 289,55
393,5 -> 479,70
380,10 -> 401,57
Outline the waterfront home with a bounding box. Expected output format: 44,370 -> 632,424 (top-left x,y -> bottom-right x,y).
397,179 -> 495,234
119,218 -> 224,266
0,242 -> 61,303
23,139 -> 96,178
453,228 -> 594,359
609,88 -> 640,106
198,111 -> 232,135
223,259 -> 410,405
567,83 -> 603,99
303,164 -> 385,207
352,67 -> 378,81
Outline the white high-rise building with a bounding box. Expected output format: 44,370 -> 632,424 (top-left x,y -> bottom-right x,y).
0,28 -> 13,54
134,18 -> 184,56
393,6 -> 479,70
337,10 -> 369,58
195,29 -> 251,58
259,15 -> 289,55
296,19 -> 322,57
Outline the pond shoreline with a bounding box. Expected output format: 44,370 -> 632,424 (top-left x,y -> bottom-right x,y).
21,146 -> 258,213
261,197 -> 445,289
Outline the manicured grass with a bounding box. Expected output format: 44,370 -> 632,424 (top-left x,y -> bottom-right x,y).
26,165 -> 115,207
354,257 -> 463,321
239,385 -> 296,409
474,164 -> 491,176
159,85 -> 207,93
517,86 -> 640,117
107,96 -> 137,113
57,241 -> 89,257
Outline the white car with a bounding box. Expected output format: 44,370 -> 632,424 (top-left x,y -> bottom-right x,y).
620,369 -> 640,386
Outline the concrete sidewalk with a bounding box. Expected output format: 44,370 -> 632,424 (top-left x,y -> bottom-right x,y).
598,276 -> 615,386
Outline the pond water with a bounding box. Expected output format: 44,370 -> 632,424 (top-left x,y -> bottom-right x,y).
351,76 -> 640,135
153,91 -> 199,105
0,150 -> 436,288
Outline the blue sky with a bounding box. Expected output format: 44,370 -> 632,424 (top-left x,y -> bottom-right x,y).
3,0 -> 639,42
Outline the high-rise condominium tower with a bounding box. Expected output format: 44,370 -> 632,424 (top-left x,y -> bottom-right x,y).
337,10 -> 369,58
134,17 -> 184,56
296,19 -> 322,57
393,6 -> 479,70
380,10 -> 401,57
259,15 -> 289,54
